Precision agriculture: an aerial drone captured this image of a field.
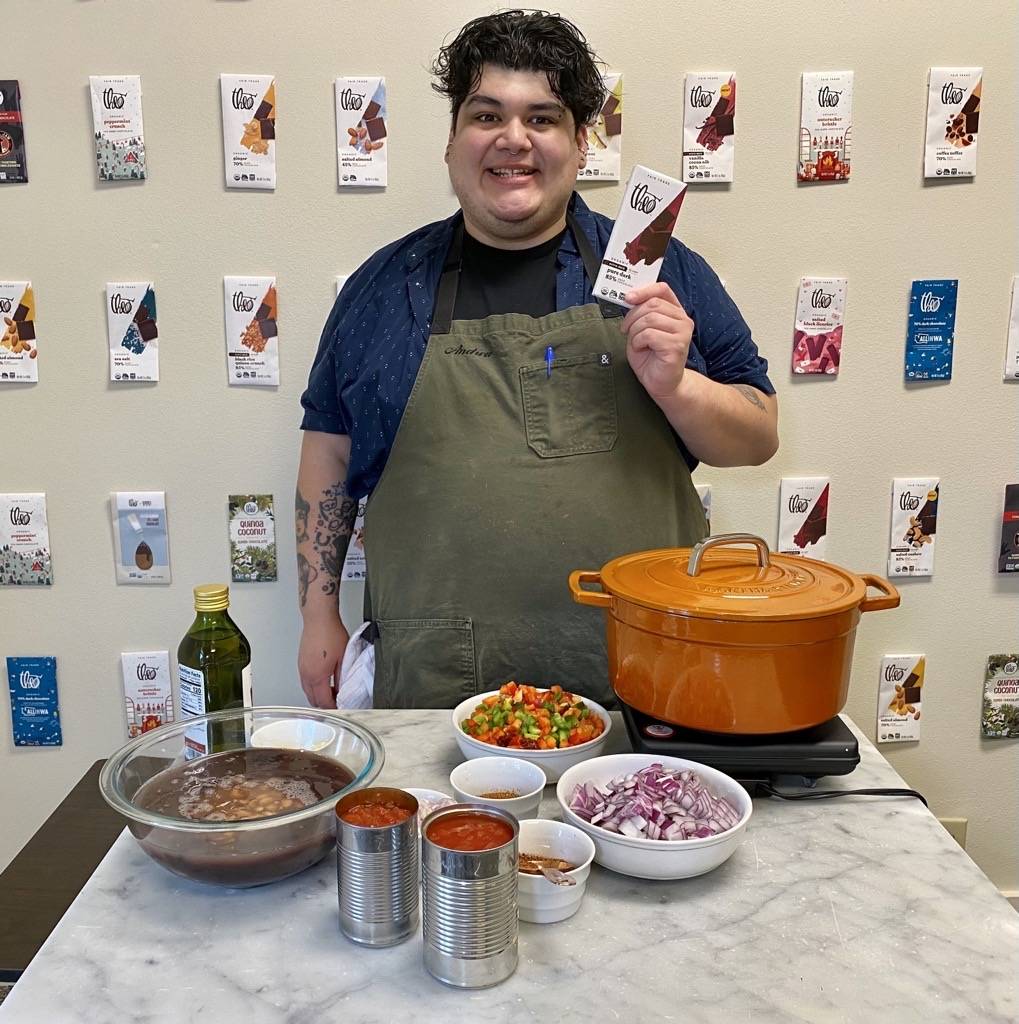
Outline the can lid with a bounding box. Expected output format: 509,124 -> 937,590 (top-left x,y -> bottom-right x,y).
193,583 -> 229,612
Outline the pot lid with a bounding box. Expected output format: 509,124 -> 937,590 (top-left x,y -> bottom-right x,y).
599,534 -> 868,621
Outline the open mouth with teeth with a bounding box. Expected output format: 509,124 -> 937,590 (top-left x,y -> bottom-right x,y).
488,167 -> 537,178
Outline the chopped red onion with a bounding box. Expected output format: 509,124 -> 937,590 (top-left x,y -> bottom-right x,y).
569,763 -> 741,841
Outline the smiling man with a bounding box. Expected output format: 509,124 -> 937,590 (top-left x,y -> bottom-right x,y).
296,10 -> 778,711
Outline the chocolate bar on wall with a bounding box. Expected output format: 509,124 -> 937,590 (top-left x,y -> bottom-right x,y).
683,73 -> 736,183
335,77 -> 387,187
0,80 -> 29,183
779,477 -> 829,558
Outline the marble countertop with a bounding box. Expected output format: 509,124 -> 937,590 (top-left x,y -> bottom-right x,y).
2,712 -> 1016,1024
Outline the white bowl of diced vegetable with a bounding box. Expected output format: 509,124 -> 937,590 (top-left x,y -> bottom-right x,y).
452,685 -> 612,783
555,754 -> 752,880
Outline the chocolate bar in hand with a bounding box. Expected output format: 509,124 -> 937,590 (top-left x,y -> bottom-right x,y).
623,190 -> 687,266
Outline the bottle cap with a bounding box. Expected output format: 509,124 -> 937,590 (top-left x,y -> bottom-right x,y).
193,583 -> 230,612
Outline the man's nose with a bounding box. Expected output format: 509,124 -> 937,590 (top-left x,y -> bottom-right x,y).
496,118 -> 532,151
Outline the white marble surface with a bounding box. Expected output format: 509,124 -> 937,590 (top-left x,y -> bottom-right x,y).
2,712 -> 1017,1024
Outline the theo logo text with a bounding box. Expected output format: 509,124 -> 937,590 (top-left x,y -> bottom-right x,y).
884,664 -> 907,682
920,291 -> 942,313
0,298 -> 11,313
231,87 -> 256,110
19,671 -> 42,689
899,491 -> 922,511
630,182 -> 662,214
817,86 -> 842,107
941,82 -> 965,106
811,288 -> 834,309
689,85 -> 714,108
339,88 -> 365,111
102,88 -> 127,110
232,291 -> 256,313
10,506 -> 32,526
136,663 -> 159,681
110,292 -> 135,315
788,495 -> 809,514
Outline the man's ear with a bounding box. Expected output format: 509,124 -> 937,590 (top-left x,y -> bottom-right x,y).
444,121 -> 456,164
577,125 -> 589,169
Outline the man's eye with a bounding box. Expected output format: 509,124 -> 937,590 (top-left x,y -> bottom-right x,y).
476,113 -> 498,123
531,117 -> 555,125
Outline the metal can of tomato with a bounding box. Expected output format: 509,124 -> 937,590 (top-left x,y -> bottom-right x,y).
335,787 -> 420,947
421,804 -> 519,988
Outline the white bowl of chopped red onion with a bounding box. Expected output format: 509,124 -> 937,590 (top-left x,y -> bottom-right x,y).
555,754 -> 752,880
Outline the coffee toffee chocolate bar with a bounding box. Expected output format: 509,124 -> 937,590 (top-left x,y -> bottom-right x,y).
793,483 -> 830,549
623,190 -> 687,266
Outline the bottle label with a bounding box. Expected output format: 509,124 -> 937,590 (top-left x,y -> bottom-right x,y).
178,664 -> 208,760
242,664 -> 253,707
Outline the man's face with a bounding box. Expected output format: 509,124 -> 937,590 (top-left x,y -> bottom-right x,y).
446,65 -> 587,248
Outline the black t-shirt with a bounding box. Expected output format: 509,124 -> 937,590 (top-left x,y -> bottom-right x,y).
452,228 -> 566,321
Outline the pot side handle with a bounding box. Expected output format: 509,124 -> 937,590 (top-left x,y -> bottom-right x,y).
568,570 -> 611,608
859,574 -> 901,613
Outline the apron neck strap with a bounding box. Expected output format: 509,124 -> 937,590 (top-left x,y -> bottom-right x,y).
430,210 -> 613,336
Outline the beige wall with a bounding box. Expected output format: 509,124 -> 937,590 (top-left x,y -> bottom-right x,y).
3,1 -> 1017,891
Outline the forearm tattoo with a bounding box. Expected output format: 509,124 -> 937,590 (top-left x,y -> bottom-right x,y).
295,487 -> 310,544
296,552 -> 318,608
733,384 -> 766,410
313,481 -> 359,597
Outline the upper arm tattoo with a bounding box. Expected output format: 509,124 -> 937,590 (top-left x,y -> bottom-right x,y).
732,384 -> 767,411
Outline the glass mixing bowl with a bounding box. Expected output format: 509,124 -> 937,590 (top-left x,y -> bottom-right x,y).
99,706 -> 384,887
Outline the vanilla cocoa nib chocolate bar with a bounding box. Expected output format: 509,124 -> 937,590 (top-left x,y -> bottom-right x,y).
683,73 -> 735,182
594,165 -> 687,309
925,68 -> 981,178
89,76 -> 146,180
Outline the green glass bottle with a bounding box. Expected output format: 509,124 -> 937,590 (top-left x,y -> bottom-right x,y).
177,584 -> 252,759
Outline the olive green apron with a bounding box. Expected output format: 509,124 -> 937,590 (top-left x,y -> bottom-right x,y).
363,213 -> 707,709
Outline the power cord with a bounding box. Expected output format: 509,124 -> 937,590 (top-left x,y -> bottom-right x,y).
757,782 -> 928,808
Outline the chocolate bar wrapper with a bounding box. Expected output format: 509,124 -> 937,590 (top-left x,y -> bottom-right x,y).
982,654 -> 1019,738
778,477 -> 829,559
7,657 -> 61,746
0,492 -> 52,585
694,483 -> 712,535
335,77 -> 387,187
683,73 -> 735,183
111,491 -> 171,585
341,497 -> 368,581
229,494 -> 278,582
579,72 -> 622,181
1004,274 -> 1019,380
220,74 -> 276,190
905,279 -> 957,380
594,165 -> 687,309
888,478 -> 939,578
89,75 -> 146,181
877,655 -> 924,743
797,71 -> 853,183
106,282 -> 158,382
0,280 -> 38,382
121,651 -> 174,739
0,80 -> 29,183
925,68 -> 981,179
792,277 -> 847,375
998,484 -> 1019,574
224,275 -> 279,386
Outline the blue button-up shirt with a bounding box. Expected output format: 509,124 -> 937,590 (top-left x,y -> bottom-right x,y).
301,193 -> 774,499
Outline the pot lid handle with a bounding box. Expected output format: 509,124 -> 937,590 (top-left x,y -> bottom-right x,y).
687,533 -> 772,577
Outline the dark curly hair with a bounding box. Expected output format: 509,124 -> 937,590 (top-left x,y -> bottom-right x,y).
431,10 -> 605,130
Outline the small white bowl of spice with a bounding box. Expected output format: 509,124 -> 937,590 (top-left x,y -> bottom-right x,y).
449,756 -> 546,820
517,818 -> 596,924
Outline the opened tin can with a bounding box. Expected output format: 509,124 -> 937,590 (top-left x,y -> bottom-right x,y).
335,787 -> 419,947
421,804 -> 518,988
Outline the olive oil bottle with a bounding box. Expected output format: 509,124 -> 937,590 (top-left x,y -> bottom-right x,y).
177,584 -> 252,759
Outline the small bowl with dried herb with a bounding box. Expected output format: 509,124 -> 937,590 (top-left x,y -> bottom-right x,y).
449,756 -> 546,820
517,818 -> 596,923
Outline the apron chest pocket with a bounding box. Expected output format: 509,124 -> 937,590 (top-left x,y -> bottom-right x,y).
373,617 -> 478,709
519,352 -> 618,458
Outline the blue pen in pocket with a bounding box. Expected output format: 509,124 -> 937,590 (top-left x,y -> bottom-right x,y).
545,345 -> 554,378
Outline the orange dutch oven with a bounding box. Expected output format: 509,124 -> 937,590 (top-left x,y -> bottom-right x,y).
569,533 -> 900,735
